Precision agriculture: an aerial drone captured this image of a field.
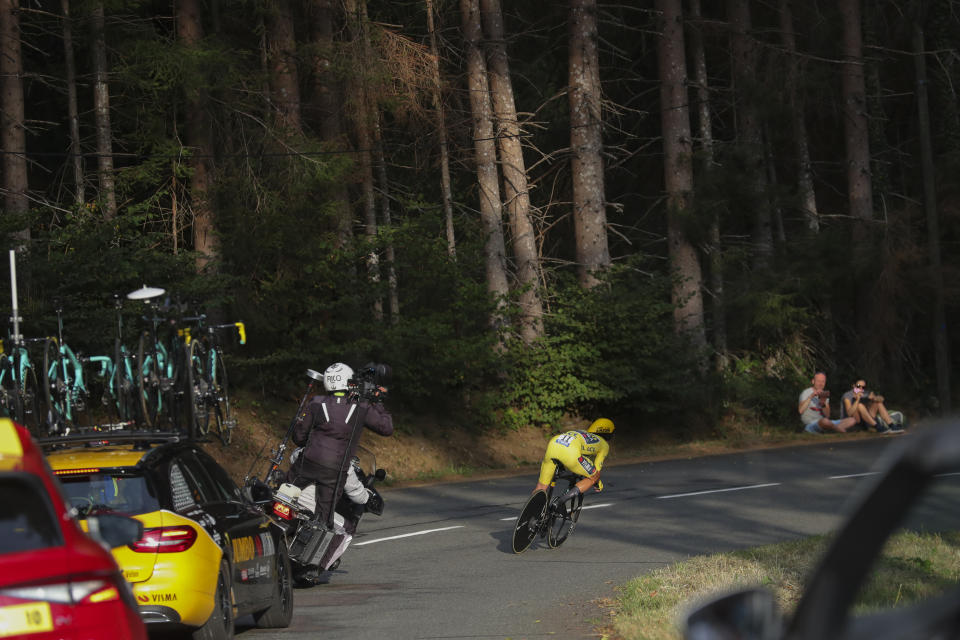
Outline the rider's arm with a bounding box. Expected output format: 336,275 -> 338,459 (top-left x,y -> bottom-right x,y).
343,465 -> 369,504
592,438 -> 610,471
363,402 -> 394,436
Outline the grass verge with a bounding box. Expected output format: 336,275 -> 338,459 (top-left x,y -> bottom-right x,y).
604,529 -> 960,640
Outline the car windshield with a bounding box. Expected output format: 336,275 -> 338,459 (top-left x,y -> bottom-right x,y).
59,473 -> 161,517
0,475 -> 63,554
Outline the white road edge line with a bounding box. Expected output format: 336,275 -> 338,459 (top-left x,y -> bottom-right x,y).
354,526 -> 464,546
655,482 -> 780,500
498,502 -> 614,521
829,472 -> 880,479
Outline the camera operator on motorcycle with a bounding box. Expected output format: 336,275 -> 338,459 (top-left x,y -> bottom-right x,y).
289,362 -> 393,574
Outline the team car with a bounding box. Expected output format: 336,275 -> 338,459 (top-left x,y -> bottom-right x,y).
43,433 -> 293,638
0,418 -> 147,640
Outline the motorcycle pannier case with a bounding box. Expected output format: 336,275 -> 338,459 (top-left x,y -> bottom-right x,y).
290,519 -> 334,566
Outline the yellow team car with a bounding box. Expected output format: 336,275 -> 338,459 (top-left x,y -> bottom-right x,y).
43,434 -> 292,639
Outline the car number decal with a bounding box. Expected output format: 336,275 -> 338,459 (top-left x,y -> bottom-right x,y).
0,602 -> 54,637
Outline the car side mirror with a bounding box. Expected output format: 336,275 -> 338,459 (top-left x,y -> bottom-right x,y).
684,587 -> 783,640
86,513 -> 144,549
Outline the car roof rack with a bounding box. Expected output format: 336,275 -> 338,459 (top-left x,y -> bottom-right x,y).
38,428 -> 205,450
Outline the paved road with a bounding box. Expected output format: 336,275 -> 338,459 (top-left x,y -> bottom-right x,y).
236,435 -> 938,640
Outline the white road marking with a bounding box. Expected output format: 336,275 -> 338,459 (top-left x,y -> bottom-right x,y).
829,472 -> 880,479
354,526 -> 464,546
581,502 -> 613,510
499,502 -> 613,521
655,482 -> 780,500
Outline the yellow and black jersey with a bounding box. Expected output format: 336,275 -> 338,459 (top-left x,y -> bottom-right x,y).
537,430 -> 610,486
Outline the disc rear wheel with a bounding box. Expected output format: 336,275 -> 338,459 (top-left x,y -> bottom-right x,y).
512,490 -> 548,554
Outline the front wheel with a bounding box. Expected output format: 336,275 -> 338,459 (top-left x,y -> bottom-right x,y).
210,350 -> 233,445
192,560 -> 234,640
512,490 -> 548,554
187,340 -> 210,438
42,339 -> 64,434
137,332 -> 162,428
113,339 -> 138,425
18,364 -> 42,438
547,490 -> 584,548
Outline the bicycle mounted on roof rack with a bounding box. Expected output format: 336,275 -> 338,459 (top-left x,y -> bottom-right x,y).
15,283 -> 246,445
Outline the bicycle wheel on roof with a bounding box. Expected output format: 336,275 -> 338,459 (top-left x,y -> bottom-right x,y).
188,339 -> 211,438
209,349 -> 233,445
138,331 -> 162,429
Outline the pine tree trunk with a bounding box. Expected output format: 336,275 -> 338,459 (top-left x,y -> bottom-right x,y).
91,1 -> 117,219
61,0 -> 84,206
568,0 -> 610,288
1,0 -> 28,243
913,20 -> 951,414
177,0 -> 218,271
727,0 -> 771,269
425,0 -> 457,258
481,0 -> 543,343
267,0 -> 302,135
840,0 -> 872,230
345,0 -> 383,321
687,0 -> 727,371
460,0 -> 510,325
779,0 -> 819,233
373,116 -> 400,322
309,0 -> 353,250
657,0 -> 708,366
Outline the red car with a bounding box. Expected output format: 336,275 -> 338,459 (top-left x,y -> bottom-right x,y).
0,418 -> 147,640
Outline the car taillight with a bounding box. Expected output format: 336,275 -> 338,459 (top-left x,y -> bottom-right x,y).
272,501 -> 294,520
129,525 -> 197,553
1,576 -> 119,604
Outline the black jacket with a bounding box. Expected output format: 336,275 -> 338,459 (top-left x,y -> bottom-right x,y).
292,393 -> 393,470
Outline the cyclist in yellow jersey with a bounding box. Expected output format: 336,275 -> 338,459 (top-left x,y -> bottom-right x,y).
534,418 -> 614,504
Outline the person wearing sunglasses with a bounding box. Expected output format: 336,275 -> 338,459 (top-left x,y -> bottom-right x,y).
841,380 -> 904,433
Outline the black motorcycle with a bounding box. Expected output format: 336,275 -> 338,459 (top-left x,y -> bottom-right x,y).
244,369 -> 388,585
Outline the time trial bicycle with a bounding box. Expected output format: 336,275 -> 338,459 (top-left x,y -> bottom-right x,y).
128,286 -> 186,430
0,333 -> 43,436
182,313 -> 245,444
511,464 -> 585,553
41,302 -> 111,433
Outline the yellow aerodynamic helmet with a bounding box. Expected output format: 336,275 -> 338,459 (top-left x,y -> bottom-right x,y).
587,418 -> 615,435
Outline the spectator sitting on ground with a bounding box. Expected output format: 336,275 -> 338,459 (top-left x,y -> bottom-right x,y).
841,379 -> 904,434
798,372 -> 858,433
